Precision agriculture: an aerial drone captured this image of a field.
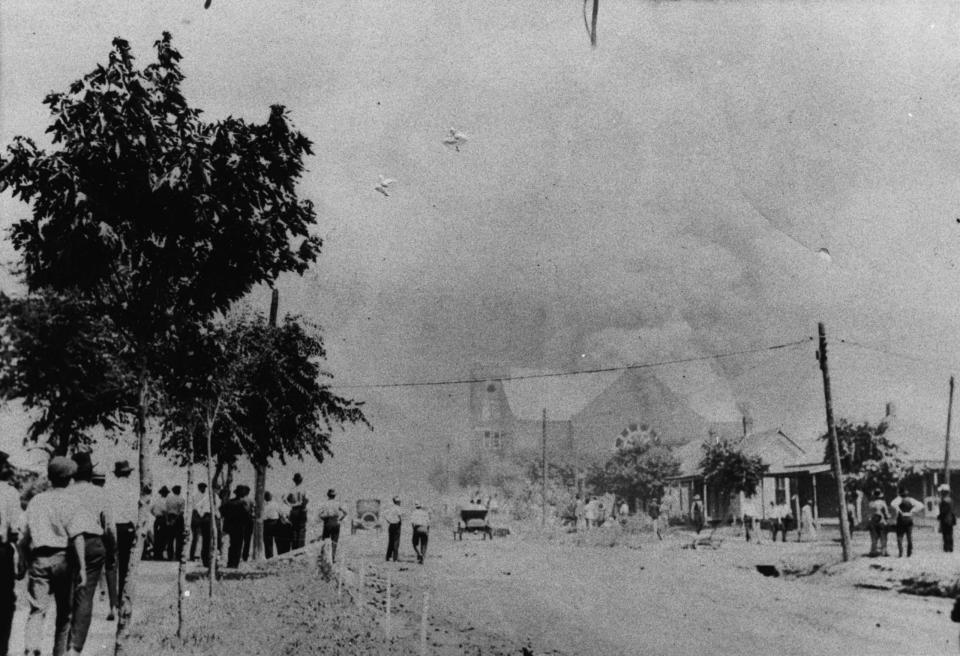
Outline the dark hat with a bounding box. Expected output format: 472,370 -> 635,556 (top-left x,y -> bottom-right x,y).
235,484 -> 250,497
48,456 -> 77,481
327,488 -> 336,498
114,460 -> 133,475
72,452 -> 94,479
292,472 -> 303,483
159,485 -> 170,495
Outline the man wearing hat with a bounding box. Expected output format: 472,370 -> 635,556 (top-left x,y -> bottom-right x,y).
316,489 -> 347,564
150,486 -> 171,560
18,456 -> 84,656
68,452 -> 117,655
939,484 -> 956,553
285,473 -> 309,551
105,459 -> 137,599
0,450 -> 22,655
382,496 -> 403,562
410,502 -> 430,565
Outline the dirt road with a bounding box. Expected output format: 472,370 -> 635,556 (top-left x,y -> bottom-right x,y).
346,527 -> 957,655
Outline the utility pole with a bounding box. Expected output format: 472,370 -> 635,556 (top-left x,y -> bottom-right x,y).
818,322 -> 851,561
542,408 -> 547,527
252,288 -> 279,560
945,376 -> 955,489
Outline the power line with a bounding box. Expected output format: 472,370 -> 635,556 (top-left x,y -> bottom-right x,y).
329,337 -> 814,390
834,338 -> 950,368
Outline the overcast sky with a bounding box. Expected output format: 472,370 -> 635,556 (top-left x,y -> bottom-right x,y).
3,1 -> 960,481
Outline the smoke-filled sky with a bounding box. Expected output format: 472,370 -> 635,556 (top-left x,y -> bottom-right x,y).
3,1 -> 960,481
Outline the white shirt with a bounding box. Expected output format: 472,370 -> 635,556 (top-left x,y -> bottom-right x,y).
22,486 -> 82,549
0,481 -> 21,542
381,503 -> 402,525
410,508 -> 430,527
106,476 -> 139,524
262,500 -> 283,521
71,481 -> 115,536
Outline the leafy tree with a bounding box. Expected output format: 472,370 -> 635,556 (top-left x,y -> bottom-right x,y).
0,291 -> 136,455
589,438 -> 680,503
700,438 -> 768,498
0,34 -> 321,653
821,419 -> 924,493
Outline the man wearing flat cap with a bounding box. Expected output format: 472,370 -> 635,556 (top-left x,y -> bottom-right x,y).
0,450 -> 22,656
67,452 -> 116,654
18,456 -> 84,656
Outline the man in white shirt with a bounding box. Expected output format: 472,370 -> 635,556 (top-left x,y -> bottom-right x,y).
382,496 -> 402,562
18,456 -> 84,656
262,491 -> 286,559
105,460 -> 138,600
316,489 -> 347,564
286,473 -> 309,550
0,451 -> 22,656
410,502 -> 430,564
891,486 -> 920,557
191,482 -> 217,567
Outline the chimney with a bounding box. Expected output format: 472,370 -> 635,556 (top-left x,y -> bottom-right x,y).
885,402 -> 897,419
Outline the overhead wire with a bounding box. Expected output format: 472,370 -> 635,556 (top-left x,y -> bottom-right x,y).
329,337 -> 814,390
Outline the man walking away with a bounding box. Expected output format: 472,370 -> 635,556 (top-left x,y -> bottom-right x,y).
67,453 -> 116,656
105,460 -> 137,600
410,502 -> 430,564
192,482 -> 214,567
150,487 -> 170,560
938,484 -> 956,553
18,457 -> 84,656
262,492 -> 283,559
316,489 -> 347,564
892,485 -> 919,558
382,496 -> 402,562
0,451 -> 22,655
867,488 -> 890,557
221,486 -> 251,569
286,473 -> 309,551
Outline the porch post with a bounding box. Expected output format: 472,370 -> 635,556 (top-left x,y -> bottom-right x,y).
812,473 -> 819,521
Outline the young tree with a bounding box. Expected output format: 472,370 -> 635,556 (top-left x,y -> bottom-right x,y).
700,438 -> 768,499
0,34 -> 321,654
821,419 -> 924,493
589,439 -> 680,504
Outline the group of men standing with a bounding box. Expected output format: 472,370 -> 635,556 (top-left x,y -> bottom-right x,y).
1,451 -> 128,656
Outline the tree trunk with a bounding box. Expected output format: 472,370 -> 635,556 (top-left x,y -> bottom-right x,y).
253,465 -> 266,561
115,375 -> 152,656
177,427 -> 196,639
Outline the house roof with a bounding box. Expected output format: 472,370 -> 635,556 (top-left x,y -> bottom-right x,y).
882,415 -> 945,463
673,428 -> 806,478
501,369 -> 621,421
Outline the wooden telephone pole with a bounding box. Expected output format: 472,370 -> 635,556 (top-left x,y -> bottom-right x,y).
818,322 -> 851,561
945,376 -> 955,489
252,288 -> 279,560
541,409 -> 547,527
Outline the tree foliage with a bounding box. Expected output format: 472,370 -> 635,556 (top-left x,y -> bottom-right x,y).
699,439 -> 768,498
821,419 -> 924,493
589,438 -> 680,502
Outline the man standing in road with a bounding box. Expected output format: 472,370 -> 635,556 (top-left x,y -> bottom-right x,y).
892,485 -> 920,557
410,502 -> 430,564
18,456 -> 84,656
67,453 -> 116,656
647,498 -> 663,540
938,484 -> 955,553
382,496 -> 402,562
317,489 -> 347,564
286,473 -> 309,551
105,460 -> 137,599
0,451 -> 22,656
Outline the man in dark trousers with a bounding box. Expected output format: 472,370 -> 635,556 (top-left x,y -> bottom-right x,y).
939,484 -> 956,553
67,452 -> 116,656
316,489 -> 347,564
221,486 -> 252,568
382,496 -> 402,562
410,502 -> 430,564
105,460 -> 137,600
166,485 -> 186,561
150,486 -> 170,560
18,457 -> 84,656
286,473 -> 309,551
0,451 -> 22,656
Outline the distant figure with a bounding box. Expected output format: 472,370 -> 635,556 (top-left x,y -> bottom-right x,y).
691,495 -> 705,534
846,495 -> 858,535
741,495 -> 758,543
150,486 -> 170,560
0,451 -> 22,656
891,486 -> 920,558
167,485 -> 186,561
867,488 -> 890,557
585,497 -> 598,529
316,489 -> 347,564
769,501 -> 786,542
618,499 -> 629,527
939,485 -> 956,553
410,502 -> 430,564
574,495 -> 586,532
647,498 -> 662,540
382,496 -> 402,562
221,486 -> 252,568
286,473 -> 309,551
262,491 -> 285,559
799,499 -> 817,541
192,482 -> 215,567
